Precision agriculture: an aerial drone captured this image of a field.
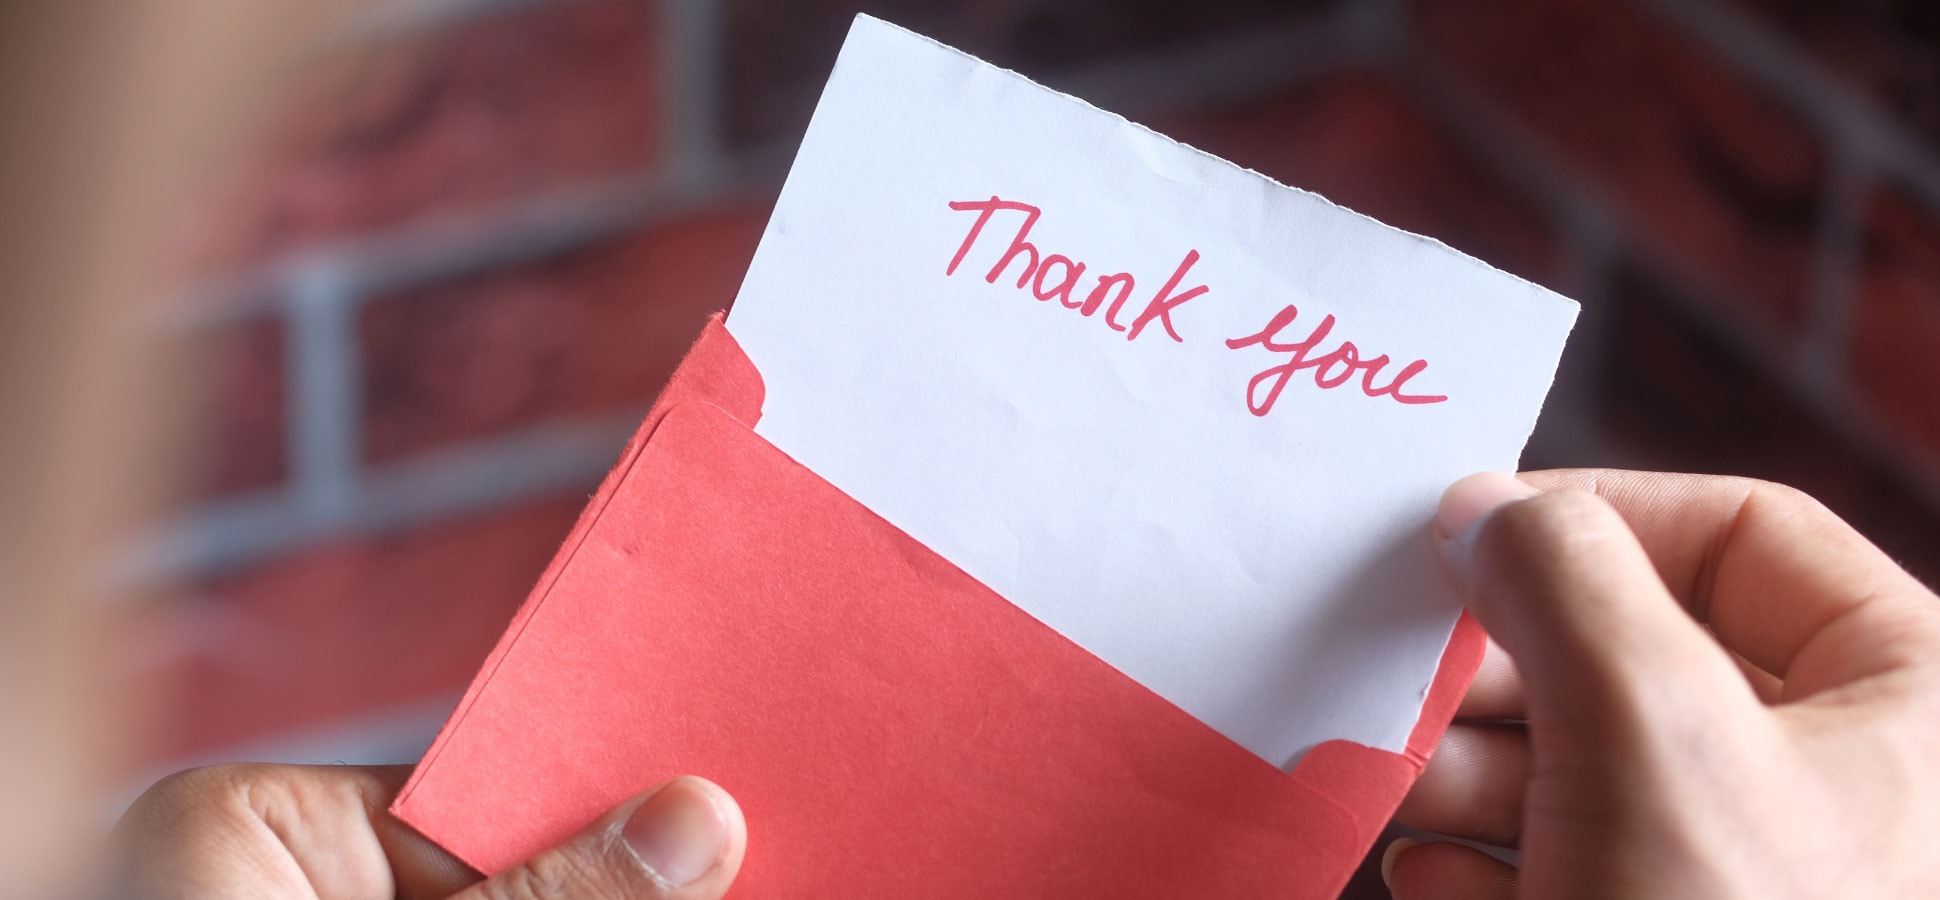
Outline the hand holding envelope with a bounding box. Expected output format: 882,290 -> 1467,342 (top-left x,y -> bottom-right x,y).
390,15 -> 1577,899
114,463 -> 1940,898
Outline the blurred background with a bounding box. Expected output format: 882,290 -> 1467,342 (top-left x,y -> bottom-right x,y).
112,0 -> 1940,888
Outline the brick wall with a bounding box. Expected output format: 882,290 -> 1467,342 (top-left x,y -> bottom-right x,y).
134,0 -> 1940,880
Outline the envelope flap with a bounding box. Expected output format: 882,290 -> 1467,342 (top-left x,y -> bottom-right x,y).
1284,613 -> 1485,849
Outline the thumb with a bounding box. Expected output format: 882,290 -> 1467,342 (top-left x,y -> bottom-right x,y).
454,776 -> 746,900
1434,473 -> 1753,740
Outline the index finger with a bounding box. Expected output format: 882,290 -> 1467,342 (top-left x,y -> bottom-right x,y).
1519,469 -> 1940,698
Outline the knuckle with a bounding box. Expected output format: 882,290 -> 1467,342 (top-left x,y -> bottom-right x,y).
131,763 -> 252,811
1699,474 -> 1838,536
119,764 -> 276,839
477,842 -> 629,900
1740,478 -> 1825,518
480,856 -> 577,900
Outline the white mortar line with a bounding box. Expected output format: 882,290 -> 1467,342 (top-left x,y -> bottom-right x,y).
660,0 -> 725,186
286,265 -> 361,527
170,168 -> 777,333
326,0 -> 570,48
124,409 -> 645,581
1797,153 -> 1870,395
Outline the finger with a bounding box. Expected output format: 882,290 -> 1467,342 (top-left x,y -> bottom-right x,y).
114,763 -> 477,900
1394,724 -> 1529,848
1436,474 -> 1754,738
358,766 -> 484,899
1522,469 -> 1940,696
1456,637 -> 1524,721
453,776 -> 745,900
1383,839 -> 1517,900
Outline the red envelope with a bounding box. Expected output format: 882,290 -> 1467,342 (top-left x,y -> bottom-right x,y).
392,314 -> 1485,898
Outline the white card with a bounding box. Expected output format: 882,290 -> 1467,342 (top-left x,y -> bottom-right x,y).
726,15 -> 1577,768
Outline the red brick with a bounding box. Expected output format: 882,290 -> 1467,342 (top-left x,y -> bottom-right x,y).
1153,72 -> 1562,288
1728,0 -> 1940,145
175,317 -> 287,499
169,0 -> 660,279
146,494 -> 583,759
1852,187 -> 1940,470
723,0 -> 1335,148
1598,262 -> 1940,585
359,205 -> 768,463
1415,0 -> 1825,332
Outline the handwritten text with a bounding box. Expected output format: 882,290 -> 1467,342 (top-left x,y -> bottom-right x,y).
947,196 -> 1207,343
1225,305 -> 1448,416
944,195 -> 1449,417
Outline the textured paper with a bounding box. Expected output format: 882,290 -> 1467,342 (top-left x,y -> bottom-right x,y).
727,15 -> 1578,766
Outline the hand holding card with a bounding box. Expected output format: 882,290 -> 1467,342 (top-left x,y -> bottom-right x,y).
392,15 -> 1577,898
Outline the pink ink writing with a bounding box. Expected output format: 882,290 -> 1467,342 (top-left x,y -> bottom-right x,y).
946,196 -> 1207,342
1225,305 -> 1448,416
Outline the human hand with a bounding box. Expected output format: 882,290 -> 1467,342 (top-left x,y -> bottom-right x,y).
1387,470 -> 1940,899
114,764 -> 746,899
